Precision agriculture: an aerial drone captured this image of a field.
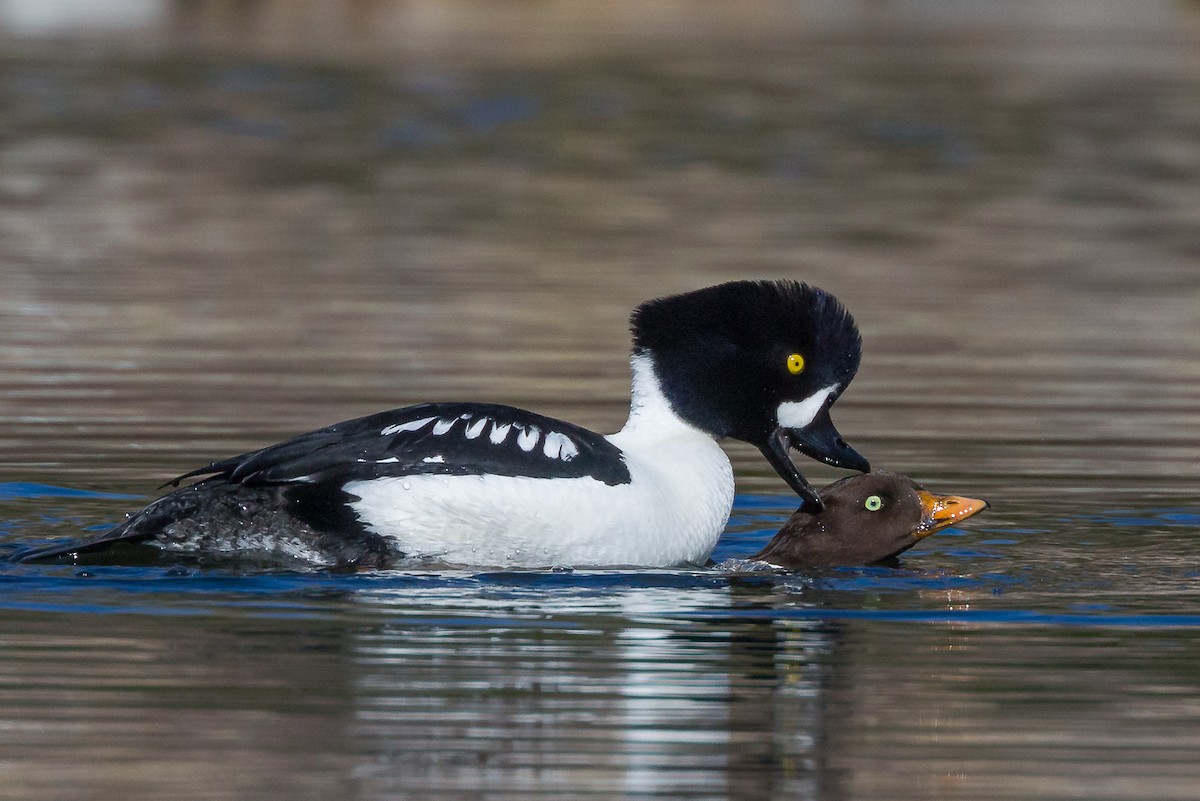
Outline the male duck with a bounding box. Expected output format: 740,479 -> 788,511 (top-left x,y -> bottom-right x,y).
18,280 -> 868,568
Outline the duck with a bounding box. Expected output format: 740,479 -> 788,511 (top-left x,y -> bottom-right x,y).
750,470 -> 989,569
16,279 -> 869,569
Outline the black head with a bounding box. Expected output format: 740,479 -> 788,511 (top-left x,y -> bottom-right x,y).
630,280 -> 867,510
752,470 -> 989,569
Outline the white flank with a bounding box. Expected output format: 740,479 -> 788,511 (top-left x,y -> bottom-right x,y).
346,353 -> 734,568
776,384 -> 839,429
381,416 -> 436,436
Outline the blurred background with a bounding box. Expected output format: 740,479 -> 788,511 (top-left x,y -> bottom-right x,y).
1,0 -> 1197,499
1,3 -> 1200,800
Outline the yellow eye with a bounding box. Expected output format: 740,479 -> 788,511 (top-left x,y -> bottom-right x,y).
865,495 -> 883,512
786,353 -> 805,374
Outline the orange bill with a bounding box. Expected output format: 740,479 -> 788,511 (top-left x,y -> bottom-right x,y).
915,490 -> 989,538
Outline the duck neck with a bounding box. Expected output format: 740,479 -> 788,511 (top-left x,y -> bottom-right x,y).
612,353 -> 711,444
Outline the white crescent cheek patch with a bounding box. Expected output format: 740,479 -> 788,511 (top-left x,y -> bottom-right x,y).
777,384 -> 839,429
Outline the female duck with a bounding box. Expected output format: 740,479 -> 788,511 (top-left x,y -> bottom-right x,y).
752,470 -> 989,569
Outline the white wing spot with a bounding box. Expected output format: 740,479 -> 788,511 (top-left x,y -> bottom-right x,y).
381,416 -> 436,436
432,418 -> 456,436
376,456 -> 400,464
516,425 -> 540,452
559,435 -> 578,461
542,431 -> 577,461
489,422 -> 513,444
464,417 -> 488,439
422,455 -> 445,464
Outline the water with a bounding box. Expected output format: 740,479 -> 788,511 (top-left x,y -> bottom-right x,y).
2,7 -> 1200,799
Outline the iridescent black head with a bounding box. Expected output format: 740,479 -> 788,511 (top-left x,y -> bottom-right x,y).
630,279 -> 868,511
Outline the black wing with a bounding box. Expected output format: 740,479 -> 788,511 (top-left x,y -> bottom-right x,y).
169,402 -> 631,488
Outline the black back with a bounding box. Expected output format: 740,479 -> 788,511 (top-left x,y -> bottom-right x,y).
171,402 -> 631,488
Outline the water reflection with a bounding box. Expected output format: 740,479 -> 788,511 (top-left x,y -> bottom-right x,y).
351,587 -> 745,798
4,483 -> 1200,800
4,570 -> 1200,801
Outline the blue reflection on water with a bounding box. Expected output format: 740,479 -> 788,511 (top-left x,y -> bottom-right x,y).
459,93 -> 541,132
0,482 -> 143,501
3,486 -> 1200,627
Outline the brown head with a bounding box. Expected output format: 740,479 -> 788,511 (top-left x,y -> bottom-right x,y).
752,470 -> 988,569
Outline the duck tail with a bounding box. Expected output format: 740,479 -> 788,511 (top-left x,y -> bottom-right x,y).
11,511 -> 168,564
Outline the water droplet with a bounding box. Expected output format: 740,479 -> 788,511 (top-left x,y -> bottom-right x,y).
402,481 -> 412,491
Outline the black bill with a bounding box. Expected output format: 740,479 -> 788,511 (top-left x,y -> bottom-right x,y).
759,407 -> 870,512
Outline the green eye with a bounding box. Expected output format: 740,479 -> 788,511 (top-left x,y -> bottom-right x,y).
864,495 -> 883,512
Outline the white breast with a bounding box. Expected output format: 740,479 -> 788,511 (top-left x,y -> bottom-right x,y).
344,355 -> 735,568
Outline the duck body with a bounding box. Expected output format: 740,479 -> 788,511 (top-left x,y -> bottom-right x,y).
17,280 -> 867,569
752,470 -> 989,570
322,365 -> 734,567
